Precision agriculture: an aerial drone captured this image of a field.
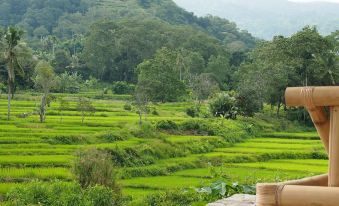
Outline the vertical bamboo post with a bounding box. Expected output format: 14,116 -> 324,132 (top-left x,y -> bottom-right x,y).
301,87 -> 329,153
329,106 -> 339,187
308,107 -> 329,153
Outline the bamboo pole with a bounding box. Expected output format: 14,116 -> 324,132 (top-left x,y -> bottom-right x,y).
256,174 -> 328,206
307,107 -> 330,153
329,106 -> 339,187
285,86 -> 339,107
280,185 -> 339,206
289,87 -> 330,153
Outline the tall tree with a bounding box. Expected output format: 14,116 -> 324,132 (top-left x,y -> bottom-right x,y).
34,61 -> 57,123
3,27 -> 24,120
136,47 -> 186,102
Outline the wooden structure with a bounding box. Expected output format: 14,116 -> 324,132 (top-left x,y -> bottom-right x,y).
256,86 -> 339,206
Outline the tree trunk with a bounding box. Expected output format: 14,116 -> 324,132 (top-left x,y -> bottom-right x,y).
139,111 -> 142,126
7,88 -> 11,121
276,98 -> 282,117
81,112 -> 85,124
40,95 -> 46,123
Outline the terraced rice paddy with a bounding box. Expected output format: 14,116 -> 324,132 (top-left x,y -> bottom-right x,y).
0,92 -> 327,204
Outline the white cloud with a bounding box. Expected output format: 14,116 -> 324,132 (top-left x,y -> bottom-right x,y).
289,0 -> 339,3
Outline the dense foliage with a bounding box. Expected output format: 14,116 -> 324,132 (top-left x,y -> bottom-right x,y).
6,181 -> 121,206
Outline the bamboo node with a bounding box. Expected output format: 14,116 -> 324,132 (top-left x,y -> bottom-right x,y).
301,87 -> 316,110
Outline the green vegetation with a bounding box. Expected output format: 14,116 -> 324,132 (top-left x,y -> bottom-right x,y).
0,0 -> 337,205
0,93 -> 328,205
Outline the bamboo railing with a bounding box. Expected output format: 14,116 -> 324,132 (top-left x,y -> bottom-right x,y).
256,86 -> 339,206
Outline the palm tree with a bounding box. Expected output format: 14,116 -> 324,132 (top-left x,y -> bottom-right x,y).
3,27 -> 24,120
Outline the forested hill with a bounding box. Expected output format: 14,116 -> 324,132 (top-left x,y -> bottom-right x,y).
0,0 -> 256,50
174,0 -> 339,40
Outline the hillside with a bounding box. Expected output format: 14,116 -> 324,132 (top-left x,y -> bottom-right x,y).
0,0 -> 256,50
173,0 -> 339,39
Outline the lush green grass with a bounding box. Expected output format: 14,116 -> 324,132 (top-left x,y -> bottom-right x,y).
0,93 -> 327,204
0,167 -> 72,181
166,135 -> 222,143
232,160 -> 327,174
172,166 -> 315,184
122,176 -> 209,190
263,132 -> 319,139
0,155 -> 72,166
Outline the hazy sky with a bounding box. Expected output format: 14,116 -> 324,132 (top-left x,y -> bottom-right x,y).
289,0 -> 339,2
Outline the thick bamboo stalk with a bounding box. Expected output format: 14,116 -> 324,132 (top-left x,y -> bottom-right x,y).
280,185 -> 339,206
256,174 -> 328,206
285,86 -> 339,107
329,106 -> 339,187
307,107 -> 330,153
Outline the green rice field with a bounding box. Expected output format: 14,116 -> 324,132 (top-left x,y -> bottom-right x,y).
0,92 -> 327,204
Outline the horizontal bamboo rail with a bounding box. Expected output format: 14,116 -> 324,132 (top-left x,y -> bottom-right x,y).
256,86 -> 339,206
285,86 -> 339,107
256,174 -> 328,206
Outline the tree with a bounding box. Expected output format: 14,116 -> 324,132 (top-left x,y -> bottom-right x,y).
209,92 -> 238,120
3,27 -> 24,120
134,84 -> 150,126
206,55 -> 231,87
82,21 -> 120,81
57,71 -> 82,93
73,148 -> 119,189
136,48 -> 186,102
34,61 -> 57,123
58,97 -> 70,122
192,73 -> 220,105
33,26 -> 49,39
52,49 -> 72,73
77,97 -> 95,124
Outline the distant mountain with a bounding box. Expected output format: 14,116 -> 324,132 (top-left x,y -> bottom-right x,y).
173,0 -> 339,39
0,0 -> 256,50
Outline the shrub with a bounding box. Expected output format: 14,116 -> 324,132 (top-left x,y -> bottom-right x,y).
123,102 -> 132,111
44,135 -> 89,145
56,72 -> 82,94
151,107 -> 159,116
112,81 -> 135,94
146,190 -> 200,206
97,130 -> 129,142
6,181 -> 121,206
180,119 -> 214,135
73,148 -> 119,189
156,120 -> 178,131
209,92 -> 238,119
186,106 -> 200,117
196,180 -> 255,201
131,122 -> 158,138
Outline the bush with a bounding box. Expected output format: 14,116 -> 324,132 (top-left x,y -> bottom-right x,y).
151,107 -> 159,116
112,81 -> 135,95
6,181 -> 121,206
180,119 -> 214,135
73,148 -> 119,190
123,102 -> 132,111
196,180 -> 255,200
56,72 -> 82,93
146,190 -> 201,206
97,130 -> 129,142
130,122 -> 158,138
44,135 -> 89,145
156,120 -> 178,131
186,106 -> 200,117
209,92 -> 238,119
